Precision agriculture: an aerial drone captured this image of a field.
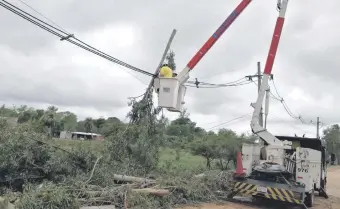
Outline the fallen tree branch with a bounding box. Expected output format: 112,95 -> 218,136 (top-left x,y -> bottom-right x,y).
131,188 -> 170,196
113,174 -> 156,184
85,156 -> 103,184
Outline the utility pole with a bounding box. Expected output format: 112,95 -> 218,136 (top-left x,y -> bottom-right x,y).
142,29 -> 177,101
246,62 -> 264,128
257,62 -> 264,128
246,62 -> 264,145
317,117 -> 320,138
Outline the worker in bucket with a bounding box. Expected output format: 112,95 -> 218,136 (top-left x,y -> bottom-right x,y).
159,63 -> 173,78
155,63 -> 172,93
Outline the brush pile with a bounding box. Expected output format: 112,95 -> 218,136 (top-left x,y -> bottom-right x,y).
0,124 -> 234,209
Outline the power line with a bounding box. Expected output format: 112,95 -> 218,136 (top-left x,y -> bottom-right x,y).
185,82 -> 252,88
197,70 -> 238,81
206,113 -> 252,131
0,2 -> 259,91
186,77 -> 254,88
16,0 -> 69,33
0,1 -> 155,79
249,77 -> 318,125
248,78 -> 315,125
269,79 -> 316,125
270,116 -> 315,136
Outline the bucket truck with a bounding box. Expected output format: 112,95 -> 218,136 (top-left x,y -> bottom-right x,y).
228,1 -> 329,208
155,0 -> 329,207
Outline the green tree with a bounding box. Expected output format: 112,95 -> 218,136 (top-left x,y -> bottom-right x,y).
40,106 -> 58,138
17,108 -> 36,123
35,109 -> 45,119
17,105 -> 28,114
60,111 -> 77,131
84,117 -> 93,133
323,124 -> 340,163
98,117 -> 123,136
190,129 -> 243,170
166,50 -> 176,71
0,105 -> 18,117
166,109 -> 197,138
190,137 -> 216,169
94,117 -> 106,130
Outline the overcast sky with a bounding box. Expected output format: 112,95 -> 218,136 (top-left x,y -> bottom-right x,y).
0,0 -> 339,137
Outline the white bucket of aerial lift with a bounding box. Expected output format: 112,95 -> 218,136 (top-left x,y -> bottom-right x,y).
154,78 -> 160,93
155,71 -> 189,111
295,147 -> 322,192
241,143 -> 261,176
157,77 -> 180,109
167,84 -> 187,112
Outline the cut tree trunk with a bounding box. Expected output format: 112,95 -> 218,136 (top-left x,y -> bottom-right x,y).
131,188 -> 170,196
113,174 -> 156,183
80,206 -> 115,209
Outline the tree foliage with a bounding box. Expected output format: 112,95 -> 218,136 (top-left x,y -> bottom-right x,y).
323,124 -> 340,163
189,129 -> 247,170
165,50 -> 176,71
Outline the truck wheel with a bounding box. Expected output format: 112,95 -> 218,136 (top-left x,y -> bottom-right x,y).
305,190 -> 314,207
319,179 -> 327,197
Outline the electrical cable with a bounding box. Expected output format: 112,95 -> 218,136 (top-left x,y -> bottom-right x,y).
1,2 -> 259,91
270,79 -> 314,124
17,0 -> 69,33
270,116 -> 315,136
198,71 -> 232,81
186,77 -> 253,88
262,80 -> 316,125
187,76 -> 248,85
206,112 -> 252,131
185,81 -> 252,88
0,1 -> 155,78
249,80 -> 315,125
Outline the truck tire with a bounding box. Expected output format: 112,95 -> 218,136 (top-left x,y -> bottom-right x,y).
319,179 -> 327,197
305,190 -> 314,207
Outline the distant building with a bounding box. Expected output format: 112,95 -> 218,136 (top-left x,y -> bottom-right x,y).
60,131 -> 104,140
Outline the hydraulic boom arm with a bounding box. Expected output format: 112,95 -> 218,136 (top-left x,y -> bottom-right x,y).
250,0 -> 291,148
177,0 -> 252,83
156,0 -> 253,112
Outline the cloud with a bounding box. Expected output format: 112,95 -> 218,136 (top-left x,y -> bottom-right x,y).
0,0 -> 339,138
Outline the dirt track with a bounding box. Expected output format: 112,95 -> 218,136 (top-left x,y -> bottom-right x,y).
179,166 -> 340,209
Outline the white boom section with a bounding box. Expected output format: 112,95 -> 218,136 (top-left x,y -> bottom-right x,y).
250,0 -> 291,149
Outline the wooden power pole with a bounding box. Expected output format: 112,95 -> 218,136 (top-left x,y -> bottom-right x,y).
142,29 -> 177,101
246,62 -> 264,128
246,62 -> 264,144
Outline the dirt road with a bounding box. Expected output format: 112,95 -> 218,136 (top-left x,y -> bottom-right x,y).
179,166 -> 340,209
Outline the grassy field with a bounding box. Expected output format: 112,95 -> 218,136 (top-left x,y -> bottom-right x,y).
159,147 -> 206,172
54,139 -> 206,172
